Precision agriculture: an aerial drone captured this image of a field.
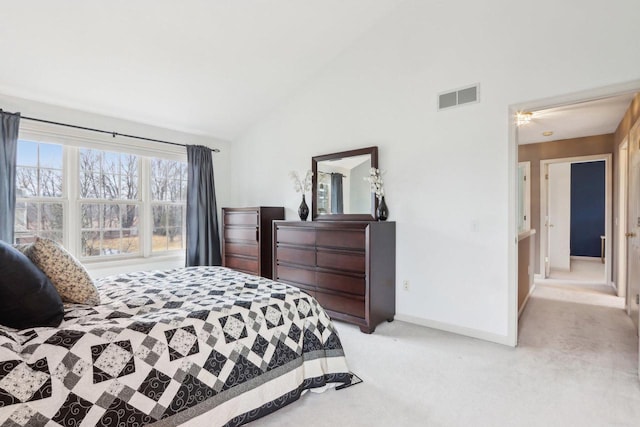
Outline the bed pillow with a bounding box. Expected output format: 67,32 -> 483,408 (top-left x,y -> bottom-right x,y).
0,240 -> 65,329
28,237 -> 100,306
12,242 -> 33,256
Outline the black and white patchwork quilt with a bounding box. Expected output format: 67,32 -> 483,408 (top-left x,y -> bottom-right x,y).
0,267 -> 351,426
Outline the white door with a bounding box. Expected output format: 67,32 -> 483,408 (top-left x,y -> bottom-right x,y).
543,163 -> 550,278
618,142 -> 628,298
628,127 -> 640,334
548,162 -> 571,272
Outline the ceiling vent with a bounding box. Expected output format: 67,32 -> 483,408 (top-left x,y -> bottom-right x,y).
438,84 -> 479,111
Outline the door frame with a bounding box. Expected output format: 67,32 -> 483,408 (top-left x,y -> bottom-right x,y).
617,139 -> 628,299
627,120 -> 640,328
539,154 -> 612,284
507,79 -> 640,346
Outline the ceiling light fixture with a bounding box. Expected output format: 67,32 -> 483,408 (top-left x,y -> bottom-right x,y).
542,131 -> 554,137
516,112 -> 533,126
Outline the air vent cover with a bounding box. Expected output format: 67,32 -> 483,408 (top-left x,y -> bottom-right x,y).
438,84 -> 479,110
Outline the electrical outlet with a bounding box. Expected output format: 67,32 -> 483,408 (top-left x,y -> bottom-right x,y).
403,280 -> 410,291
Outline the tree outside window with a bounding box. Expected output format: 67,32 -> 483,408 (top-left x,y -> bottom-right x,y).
14,140 -> 64,244
79,149 -> 140,257
151,159 -> 187,252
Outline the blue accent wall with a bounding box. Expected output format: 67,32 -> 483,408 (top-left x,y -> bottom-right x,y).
570,161 -> 605,257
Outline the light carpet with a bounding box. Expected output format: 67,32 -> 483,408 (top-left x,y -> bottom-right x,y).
253,283 -> 640,426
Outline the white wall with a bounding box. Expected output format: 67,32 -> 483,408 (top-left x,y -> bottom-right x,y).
228,0 -> 640,343
0,93 -> 231,277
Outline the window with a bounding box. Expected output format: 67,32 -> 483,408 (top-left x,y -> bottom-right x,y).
518,161 -> 531,233
14,140 -> 64,243
13,130 -> 188,262
151,159 -> 187,252
79,149 -> 140,257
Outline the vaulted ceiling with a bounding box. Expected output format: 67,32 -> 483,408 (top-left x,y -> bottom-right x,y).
3,2 -> 634,145
0,0 -> 404,140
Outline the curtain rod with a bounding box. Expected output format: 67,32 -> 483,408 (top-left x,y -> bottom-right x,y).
319,171 -> 346,177
0,110 -> 220,153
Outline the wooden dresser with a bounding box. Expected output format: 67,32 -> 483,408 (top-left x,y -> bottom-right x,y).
222,207 -> 284,279
273,220 -> 395,333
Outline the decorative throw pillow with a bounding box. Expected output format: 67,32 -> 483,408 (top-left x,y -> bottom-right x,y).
28,237 -> 100,306
12,242 -> 33,256
0,241 -> 64,329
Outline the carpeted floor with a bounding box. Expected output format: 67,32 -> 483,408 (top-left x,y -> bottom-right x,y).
254,282 -> 640,426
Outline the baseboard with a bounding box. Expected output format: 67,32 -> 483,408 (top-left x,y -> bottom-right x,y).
570,256 -> 601,262
518,283 -> 536,317
613,283 -> 624,298
393,314 -> 513,347
534,273 -> 543,281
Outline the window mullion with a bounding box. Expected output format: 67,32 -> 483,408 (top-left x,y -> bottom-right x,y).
66,146 -> 79,255
141,157 -> 151,257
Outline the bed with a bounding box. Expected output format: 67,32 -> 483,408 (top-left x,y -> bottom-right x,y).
0,266 -> 351,426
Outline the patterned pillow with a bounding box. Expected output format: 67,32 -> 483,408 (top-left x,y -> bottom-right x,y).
27,237 -> 100,306
12,242 -> 33,256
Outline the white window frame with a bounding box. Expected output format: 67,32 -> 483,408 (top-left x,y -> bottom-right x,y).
149,202 -> 187,253
17,121 -> 188,265
149,158 -> 187,254
76,148 -> 142,261
14,140 -> 66,245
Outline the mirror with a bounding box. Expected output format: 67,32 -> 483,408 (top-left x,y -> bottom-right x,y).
312,146 -> 378,221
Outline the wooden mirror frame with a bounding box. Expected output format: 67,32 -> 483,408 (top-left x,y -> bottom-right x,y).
312,146 -> 378,221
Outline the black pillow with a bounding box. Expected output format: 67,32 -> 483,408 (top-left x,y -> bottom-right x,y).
0,240 -> 64,329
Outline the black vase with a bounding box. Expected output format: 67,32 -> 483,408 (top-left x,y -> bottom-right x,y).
298,194 -> 309,221
377,196 -> 388,221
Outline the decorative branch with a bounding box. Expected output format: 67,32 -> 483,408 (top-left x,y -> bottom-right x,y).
365,168 -> 385,200
289,170 -> 313,193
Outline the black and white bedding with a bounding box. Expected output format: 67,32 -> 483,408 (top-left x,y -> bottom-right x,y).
0,267 -> 351,426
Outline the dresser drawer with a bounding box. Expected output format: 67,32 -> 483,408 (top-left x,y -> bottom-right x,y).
280,280 -> 315,297
276,264 -> 316,287
315,290 -> 365,319
317,249 -> 365,273
276,246 -> 315,267
316,271 -> 365,296
224,211 -> 258,225
316,229 -> 365,250
225,255 -> 259,274
276,227 -> 315,245
225,242 -> 258,257
225,227 -> 258,242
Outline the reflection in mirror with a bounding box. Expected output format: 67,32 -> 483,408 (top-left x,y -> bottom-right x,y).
312,146 -> 378,221
316,154 -> 371,215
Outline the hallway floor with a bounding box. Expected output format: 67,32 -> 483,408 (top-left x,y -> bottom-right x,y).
544,257 -> 617,298
549,257 -> 607,283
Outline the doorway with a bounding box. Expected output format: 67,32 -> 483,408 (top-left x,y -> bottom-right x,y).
540,155 -> 611,286
507,81 -> 640,348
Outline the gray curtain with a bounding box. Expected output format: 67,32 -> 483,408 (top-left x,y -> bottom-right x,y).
331,173 -> 344,214
0,111 -> 20,243
185,145 -> 222,266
